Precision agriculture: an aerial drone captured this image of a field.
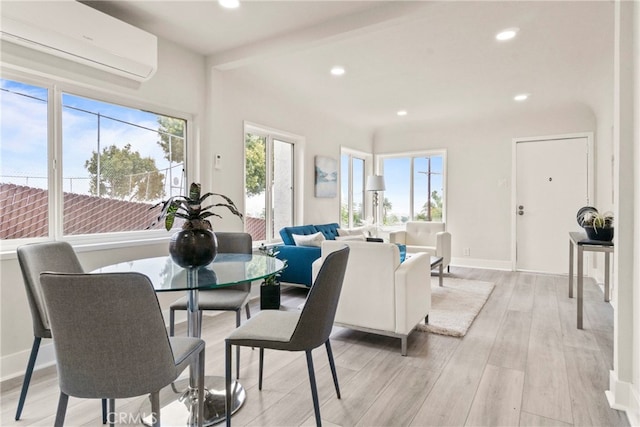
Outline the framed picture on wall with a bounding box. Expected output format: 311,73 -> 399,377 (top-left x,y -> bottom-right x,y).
314,156 -> 337,198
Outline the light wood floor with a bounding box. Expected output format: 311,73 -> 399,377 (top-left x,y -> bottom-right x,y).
1,267 -> 630,426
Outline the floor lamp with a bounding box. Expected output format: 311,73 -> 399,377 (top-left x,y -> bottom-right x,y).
366,175 -> 386,234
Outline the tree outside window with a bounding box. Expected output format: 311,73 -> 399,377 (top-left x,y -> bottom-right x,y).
0,77 -> 187,240
381,153 -> 445,226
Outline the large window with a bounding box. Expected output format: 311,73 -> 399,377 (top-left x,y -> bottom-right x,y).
381,152 -> 446,226
244,125 -> 296,243
340,150 -> 367,228
1,77 -> 187,242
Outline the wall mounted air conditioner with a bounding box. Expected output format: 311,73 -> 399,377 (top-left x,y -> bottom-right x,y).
0,0 -> 157,82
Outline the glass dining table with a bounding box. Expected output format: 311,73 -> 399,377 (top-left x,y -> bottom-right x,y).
92,253 -> 286,426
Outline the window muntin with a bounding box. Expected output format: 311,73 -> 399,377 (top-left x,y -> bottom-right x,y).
272,139 -> 294,238
0,76 -> 187,241
244,130 -> 295,243
382,152 -> 445,226
340,153 -> 366,228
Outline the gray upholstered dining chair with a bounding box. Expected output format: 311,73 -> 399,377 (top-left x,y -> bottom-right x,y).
224,246 -> 350,427
15,242 -> 108,423
40,271 -> 205,427
169,231 -> 252,378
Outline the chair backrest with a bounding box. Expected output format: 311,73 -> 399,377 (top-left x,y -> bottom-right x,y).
289,246 -> 349,350
320,240 -> 400,330
17,241 -> 84,338
405,221 -> 445,246
40,272 -> 178,399
215,232 -> 252,292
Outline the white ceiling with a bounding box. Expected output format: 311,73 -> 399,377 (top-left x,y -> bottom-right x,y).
85,1 -> 614,132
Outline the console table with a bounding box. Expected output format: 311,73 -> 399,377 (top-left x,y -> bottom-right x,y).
568,231 -> 614,329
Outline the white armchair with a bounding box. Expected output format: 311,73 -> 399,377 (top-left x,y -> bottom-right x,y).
312,240 -> 431,355
389,221 -> 451,270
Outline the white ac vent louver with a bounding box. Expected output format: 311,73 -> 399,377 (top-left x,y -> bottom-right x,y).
1,0 -> 158,82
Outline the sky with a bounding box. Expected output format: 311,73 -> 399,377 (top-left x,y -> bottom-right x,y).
341,154 -> 444,219
2,78 -> 443,219
1,78 -> 181,200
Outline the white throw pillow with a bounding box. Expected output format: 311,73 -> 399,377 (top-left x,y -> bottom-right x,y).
337,226 -> 367,237
292,232 -> 326,247
335,235 -> 366,241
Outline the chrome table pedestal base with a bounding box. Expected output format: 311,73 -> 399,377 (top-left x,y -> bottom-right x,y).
141,376 -> 245,426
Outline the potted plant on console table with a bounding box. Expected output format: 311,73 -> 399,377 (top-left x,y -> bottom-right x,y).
259,243 -> 285,310
578,207 -> 614,242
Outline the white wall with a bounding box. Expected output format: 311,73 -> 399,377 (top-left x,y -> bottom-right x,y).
634,2 -> 640,420
374,104 -> 597,269
606,1 -> 639,424
0,38 -> 374,381
202,66 -> 373,231
0,37 -> 207,380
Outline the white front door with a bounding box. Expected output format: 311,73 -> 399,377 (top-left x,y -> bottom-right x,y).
515,136 -> 591,274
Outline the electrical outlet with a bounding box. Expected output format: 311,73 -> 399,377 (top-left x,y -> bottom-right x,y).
463,248 -> 471,256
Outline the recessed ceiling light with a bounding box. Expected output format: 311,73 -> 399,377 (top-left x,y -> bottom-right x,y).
397,110 -> 408,116
496,27 -> 519,41
514,93 -> 530,101
219,0 -> 240,9
330,66 -> 345,76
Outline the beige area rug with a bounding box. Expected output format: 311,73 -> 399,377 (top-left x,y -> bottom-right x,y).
416,277 -> 495,337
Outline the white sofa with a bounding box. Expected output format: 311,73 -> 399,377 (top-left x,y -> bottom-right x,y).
389,221 -> 452,270
311,240 -> 431,355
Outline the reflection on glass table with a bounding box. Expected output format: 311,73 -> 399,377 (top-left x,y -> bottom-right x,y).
92,253 -> 286,426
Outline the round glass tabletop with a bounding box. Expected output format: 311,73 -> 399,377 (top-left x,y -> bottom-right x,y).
91,253 -> 286,292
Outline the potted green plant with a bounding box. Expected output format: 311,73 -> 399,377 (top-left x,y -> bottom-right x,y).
581,210 -> 614,241
258,243 -> 284,310
149,182 -> 243,268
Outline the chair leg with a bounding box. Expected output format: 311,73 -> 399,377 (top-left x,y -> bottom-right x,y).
107,399 -> 115,427
54,392 -> 69,427
150,392 -> 160,427
225,341 -> 232,427
102,398 -> 108,424
401,336 -> 408,356
305,350 -> 322,427
15,337 -> 41,420
258,348 -> 264,390
169,308 -> 175,336
245,304 -> 251,320
325,340 -> 340,399
235,310 -> 241,379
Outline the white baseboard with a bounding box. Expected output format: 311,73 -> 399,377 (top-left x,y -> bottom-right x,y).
1,340 -> 56,383
3,294 -> 286,382
450,257 -> 512,271
606,370 -> 640,426
2,308 -> 181,382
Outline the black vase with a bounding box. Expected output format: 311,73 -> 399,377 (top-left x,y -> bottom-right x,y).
260,283 -> 281,310
584,226 -> 614,242
169,228 -> 218,268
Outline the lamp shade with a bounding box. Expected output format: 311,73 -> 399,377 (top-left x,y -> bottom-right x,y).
366,175 -> 386,191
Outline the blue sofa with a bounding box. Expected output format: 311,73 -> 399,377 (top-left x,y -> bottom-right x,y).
275,223 -> 341,287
